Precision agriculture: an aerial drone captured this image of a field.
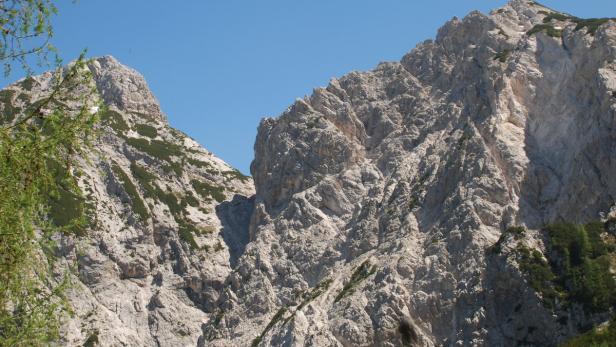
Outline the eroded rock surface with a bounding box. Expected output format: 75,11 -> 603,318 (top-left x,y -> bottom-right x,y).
200,1 -> 616,346
2,56 -> 254,346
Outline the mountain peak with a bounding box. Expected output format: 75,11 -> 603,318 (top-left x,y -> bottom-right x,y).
88,55 -> 166,122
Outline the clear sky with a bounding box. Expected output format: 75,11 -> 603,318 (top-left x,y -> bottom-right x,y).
2,1 -> 616,174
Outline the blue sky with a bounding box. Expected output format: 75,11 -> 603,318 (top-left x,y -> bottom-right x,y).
2,1 -> 616,174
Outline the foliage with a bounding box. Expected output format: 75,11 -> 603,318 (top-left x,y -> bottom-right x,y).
0,0 -> 59,76
516,244 -> 561,308
0,89 -> 20,122
527,24 -> 563,38
222,168 -> 250,182
82,331 -> 99,347
111,163 -> 149,222
545,223 -> 616,313
0,54 -> 100,345
334,260 -> 377,303
47,159 -> 87,236
134,123 -> 157,138
125,137 -> 183,162
297,278 -> 333,311
129,162 -> 209,250
517,222 -> 616,313
251,307 -> 288,347
100,109 -> 129,134
493,49 -> 512,63
541,12 -> 573,23
251,277 -> 333,346
572,18 -> 615,36
561,319 -> 616,347
536,10 -> 615,36
191,179 -> 225,203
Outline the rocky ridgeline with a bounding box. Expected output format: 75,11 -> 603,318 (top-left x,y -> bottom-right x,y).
3,0 -> 616,346
199,0 -> 616,346
2,56 -> 254,346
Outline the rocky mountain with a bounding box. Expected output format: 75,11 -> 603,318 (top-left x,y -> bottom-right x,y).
2,56 -> 254,346
3,0 -> 616,346
197,1 -> 616,346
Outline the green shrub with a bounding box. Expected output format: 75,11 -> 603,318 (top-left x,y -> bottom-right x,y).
162,160 -> 183,176
191,180 -> 225,203
83,331 -> 99,347
178,219 -> 200,249
251,307 -> 288,347
187,158 -> 212,169
494,49 -> 512,63
19,77 -> 36,91
134,123 -> 158,138
126,138 -> 184,162
101,109 -> 129,133
111,163 -> 149,222
517,244 -> 561,308
0,89 -> 19,123
222,168 -> 250,182
527,24 -> 562,38
46,159 -> 88,235
562,319 -> 616,347
573,18 -> 614,36
297,278 -> 333,311
519,222 -> 616,313
155,187 -> 182,215
542,12 -> 572,23
334,260 -> 377,303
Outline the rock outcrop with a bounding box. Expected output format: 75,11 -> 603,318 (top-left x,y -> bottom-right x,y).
2,56 -> 254,346
200,1 -> 616,346
4,1 -> 616,346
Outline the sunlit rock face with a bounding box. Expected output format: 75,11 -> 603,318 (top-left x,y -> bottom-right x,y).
5,0 -> 616,345
2,55 -> 254,346
199,1 -> 616,346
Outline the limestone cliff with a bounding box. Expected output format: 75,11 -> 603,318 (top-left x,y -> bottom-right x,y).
3,1 -> 616,346
201,1 -> 616,346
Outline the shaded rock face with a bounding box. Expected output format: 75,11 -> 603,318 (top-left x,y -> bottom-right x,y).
2,56 -> 254,346
201,1 -> 616,346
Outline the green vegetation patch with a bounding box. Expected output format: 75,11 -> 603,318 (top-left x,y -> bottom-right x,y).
562,319 -> 616,347
517,222 -> 616,313
19,77 -> 36,91
222,168 -> 250,182
111,163 -> 149,222
0,89 -> 19,123
517,244 -> 561,308
191,179 -> 225,203
46,159 -> 88,236
541,12 -> 573,23
494,49 -> 512,63
527,24 -> 562,38
126,137 -> 184,162
83,330 -> 99,347
572,18 -> 615,36
251,307 -> 288,347
297,278 -> 333,311
334,260 -> 377,303
250,277 -> 333,346
101,109 -> 129,134
187,158 -> 211,169
134,123 -> 158,138
162,160 -> 183,176
129,162 -> 208,250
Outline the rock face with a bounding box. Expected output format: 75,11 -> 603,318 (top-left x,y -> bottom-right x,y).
2,56 -> 254,346
199,1 -> 616,346
3,1 -> 616,346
